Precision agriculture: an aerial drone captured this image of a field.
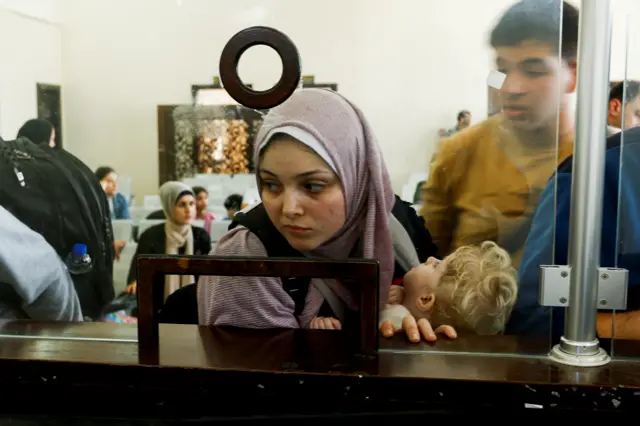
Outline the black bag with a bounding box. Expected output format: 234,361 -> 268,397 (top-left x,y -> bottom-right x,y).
0,137 -> 115,319
390,195 -> 439,264
101,292 -> 138,318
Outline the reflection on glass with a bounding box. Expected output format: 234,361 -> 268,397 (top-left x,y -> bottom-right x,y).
420,0 -> 571,355
610,13 -> 640,358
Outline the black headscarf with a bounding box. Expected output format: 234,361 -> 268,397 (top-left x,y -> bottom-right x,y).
17,119 -> 54,147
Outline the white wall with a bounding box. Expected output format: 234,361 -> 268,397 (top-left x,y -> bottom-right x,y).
611,0 -> 640,81
0,7 -> 62,139
60,0 -> 519,198
58,0 -> 640,199
0,0 -> 63,23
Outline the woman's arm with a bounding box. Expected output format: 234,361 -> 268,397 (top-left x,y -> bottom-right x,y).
116,193 -> 131,220
197,226 -> 299,328
194,227 -> 212,255
126,227 -> 154,286
597,311 -> 640,339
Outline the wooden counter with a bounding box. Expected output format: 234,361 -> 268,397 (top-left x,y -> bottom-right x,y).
0,321 -> 638,422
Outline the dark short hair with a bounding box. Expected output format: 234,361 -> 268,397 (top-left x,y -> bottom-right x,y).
192,186 -> 208,196
17,118 -> 53,146
490,1 -> 579,59
457,110 -> 470,121
224,194 -> 243,210
95,166 -> 115,182
609,81 -> 640,104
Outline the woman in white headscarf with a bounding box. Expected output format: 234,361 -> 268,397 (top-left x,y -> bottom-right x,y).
125,182 -> 211,302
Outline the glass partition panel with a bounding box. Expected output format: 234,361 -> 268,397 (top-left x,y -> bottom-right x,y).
610,11 -> 640,359
381,0 -> 568,357
0,0 -> 572,361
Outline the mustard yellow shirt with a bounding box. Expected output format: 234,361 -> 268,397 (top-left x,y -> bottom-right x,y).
420,115 -> 574,268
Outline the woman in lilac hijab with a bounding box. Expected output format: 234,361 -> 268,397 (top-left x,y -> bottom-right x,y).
197,89 -> 450,342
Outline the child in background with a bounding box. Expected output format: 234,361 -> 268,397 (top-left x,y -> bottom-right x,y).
193,186 -> 215,233
380,241 -> 517,339
223,193 -> 244,220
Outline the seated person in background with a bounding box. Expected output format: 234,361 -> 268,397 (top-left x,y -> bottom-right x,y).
193,186 -> 215,233
510,126 -> 640,339
607,80 -> 640,136
223,193 -> 244,220
95,166 -> 130,220
198,88 -> 440,342
421,1 -> 579,268
17,118 -> 56,149
0,206 -> 82,321
381,242 -> 517,339
125,182 -> 211,304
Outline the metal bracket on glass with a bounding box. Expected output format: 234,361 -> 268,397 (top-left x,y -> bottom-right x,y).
539,265 -> 628,310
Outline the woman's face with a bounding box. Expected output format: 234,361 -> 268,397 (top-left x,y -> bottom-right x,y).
101,172 -> 118,197
173,194 -> 196,225
259,136 -> 346,252
49,128 -> 56,148
195,191 -> 208,213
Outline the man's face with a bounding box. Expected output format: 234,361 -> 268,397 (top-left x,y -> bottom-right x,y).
623,97 -> 640,129
459,113 -> 471,127
608,96 -> 640,130
496,41 -> 576,133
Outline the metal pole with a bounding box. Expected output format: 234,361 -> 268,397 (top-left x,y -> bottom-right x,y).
550,0 -> 613,366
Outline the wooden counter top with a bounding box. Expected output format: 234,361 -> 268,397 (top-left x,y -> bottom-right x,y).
0,321 -> 637,420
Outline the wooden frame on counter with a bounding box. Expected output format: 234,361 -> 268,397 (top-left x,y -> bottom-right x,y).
136,255 -> 380,361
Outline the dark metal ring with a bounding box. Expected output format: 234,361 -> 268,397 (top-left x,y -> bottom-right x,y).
219,26 -> 301,110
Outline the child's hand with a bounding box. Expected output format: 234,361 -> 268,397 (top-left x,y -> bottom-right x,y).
388,285 -> 405,305
380,315 -> 457,343
309,317 -> 342,330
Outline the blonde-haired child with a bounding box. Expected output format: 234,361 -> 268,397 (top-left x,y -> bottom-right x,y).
380,241 -> 518,340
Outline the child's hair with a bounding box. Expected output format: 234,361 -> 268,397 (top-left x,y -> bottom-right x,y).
430,241 -> 517,335
224,193 -> 243,210
193,186 -> 208,197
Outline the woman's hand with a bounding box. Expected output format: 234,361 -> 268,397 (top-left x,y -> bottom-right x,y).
380,315 -> 457,343
114,240 -> 126,260
388,285 -> 405,305
309,316 -> 342,330
124,281 -> 137,295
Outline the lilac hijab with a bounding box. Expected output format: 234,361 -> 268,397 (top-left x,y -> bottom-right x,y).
254,89 -> 395,307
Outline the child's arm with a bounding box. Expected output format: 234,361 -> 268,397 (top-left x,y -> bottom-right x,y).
379,304 -> 412,330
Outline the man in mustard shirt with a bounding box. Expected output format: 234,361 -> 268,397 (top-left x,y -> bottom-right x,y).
421,0 -> 579,268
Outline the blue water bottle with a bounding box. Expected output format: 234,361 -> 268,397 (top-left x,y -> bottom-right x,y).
65,243 -> 93,275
